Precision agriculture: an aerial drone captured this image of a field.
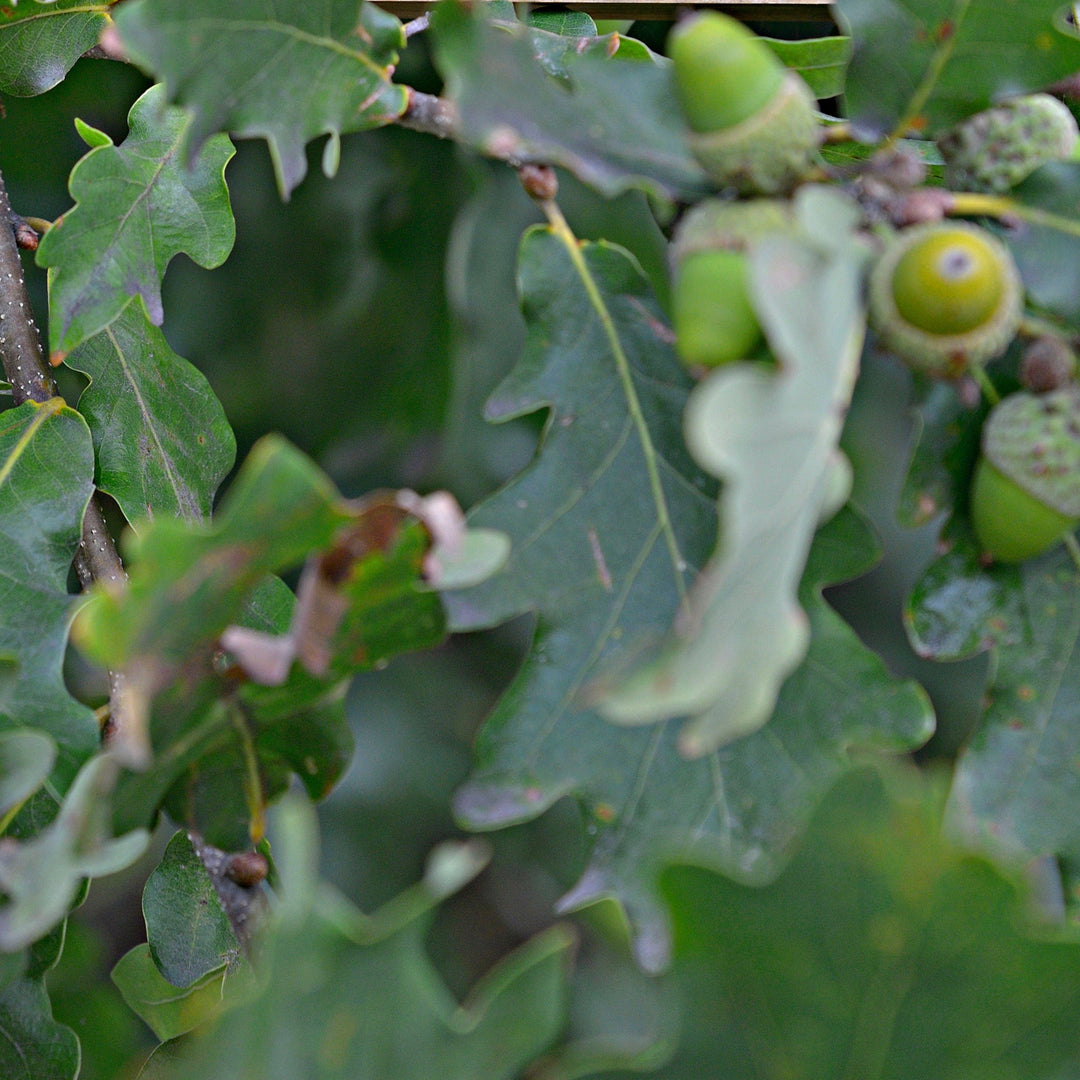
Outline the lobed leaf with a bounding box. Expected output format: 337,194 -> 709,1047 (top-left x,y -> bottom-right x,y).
0,972 -> 79,1080
430,0 -> 711,202
0,399 -> 98,784
599,187 -> 869,756
65,298 -> 236,526
908,531 -> 1080,870
114,0 -> 408,198
0,754 -> 149,951
37,84 -> 235,359
73,438 -> 473,848
447,225 -> 931,970
153,794 -> 572,1079
654,765 -> 1080,1079
836,0 -> 1080,141
0,1 -> 108,97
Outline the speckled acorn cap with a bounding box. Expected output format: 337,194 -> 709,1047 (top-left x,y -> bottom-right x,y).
868,221 -> 1024,378
982,387 -> 1080,517
687,72 -> 822,196
670,197 -> 796,265
938,94 -> 1079,194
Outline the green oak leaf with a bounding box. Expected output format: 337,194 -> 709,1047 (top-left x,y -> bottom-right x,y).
907,528 -> 1080,870
142,831 -> 243,989
654,765 -> 1080,1080
0,730 -> 55,826
74,437 -> 462,848
1002,162 -> 1080,326
897,375 -> 988,528
445,225 -> 930,970
65,298 -> 236,526
430,0 -> 711,201
0,399 -> 98,784
72,435 -> 350,678
0,971 -> 79,1080
0,753 -> 149,951
836,0 -> 1080,141
114,0 -> 408,198
0,1 -> 109,96
72,436 -> 352,840
36,84 -> 235,358
599,187 -> 869,756
762,33 -> 851,100
112,943 -> 255,1044
155,794 -> 572,1079
526,10 -> 597,38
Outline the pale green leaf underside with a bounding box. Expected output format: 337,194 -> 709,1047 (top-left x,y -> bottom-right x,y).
599,188 -> 868,757
0,755 -> 149,951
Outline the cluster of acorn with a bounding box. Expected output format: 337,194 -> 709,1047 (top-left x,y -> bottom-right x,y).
666,12 -> 1080,564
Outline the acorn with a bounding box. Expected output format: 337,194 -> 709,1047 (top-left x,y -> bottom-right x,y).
970,387 -> 1080,562
868,221 -> 1023,378
938,94 -> 1079,194
668,12 -> 821,195
670,198 -> 795,369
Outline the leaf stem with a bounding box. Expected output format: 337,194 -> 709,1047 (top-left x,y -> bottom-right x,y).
397,89 -> 459,142
969,364 -> 1000,406
539,199 -> 688,597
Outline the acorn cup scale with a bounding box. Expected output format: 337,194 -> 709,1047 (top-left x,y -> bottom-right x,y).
669,12 -> 821,196
938,93 -> 1080,195
868,222 -> 1023,378
970,388 -> 1080,563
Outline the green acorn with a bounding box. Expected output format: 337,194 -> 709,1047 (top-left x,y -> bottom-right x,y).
970,387 -> 1080,562
868,221 -> 1023,378
669,12 -> 821,195
670,198 -> 795,369
938,94 -> 1079,194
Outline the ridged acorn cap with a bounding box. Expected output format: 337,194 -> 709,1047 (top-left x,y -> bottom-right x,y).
685,72 -> 821,195
868,222 -> 1023,377
938,93 -> 1079,194
981,387 -> 1080,518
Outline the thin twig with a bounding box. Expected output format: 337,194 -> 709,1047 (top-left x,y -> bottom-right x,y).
403,12 -> 431,37
0,178 -> 57,404
397,88 -> 460,141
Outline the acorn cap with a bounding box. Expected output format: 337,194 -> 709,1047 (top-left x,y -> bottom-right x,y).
671,197 -> 796,265
981,387 -> 1080,518
686,71 -> 821,195
868,222 -> 1023,377
938,93 -> 1079,194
